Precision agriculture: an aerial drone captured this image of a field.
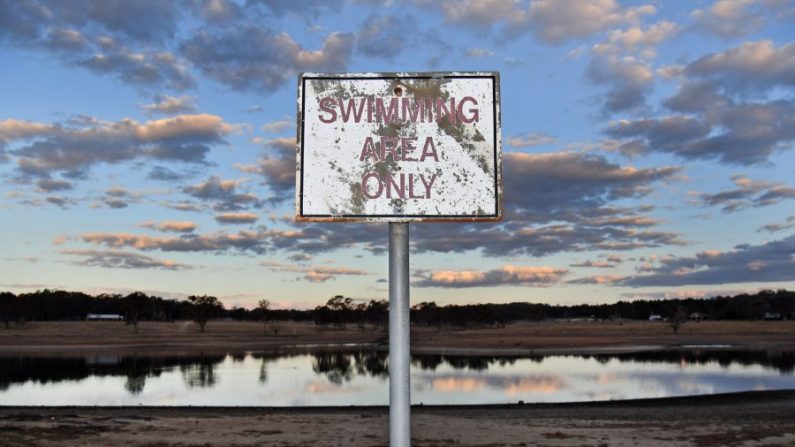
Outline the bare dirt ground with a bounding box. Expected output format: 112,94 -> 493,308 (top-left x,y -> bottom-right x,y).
1,391 -> 794,447
0,320 -> 794,356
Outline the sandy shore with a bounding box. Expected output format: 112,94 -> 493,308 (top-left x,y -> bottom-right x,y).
1,391 -> 794,446
1,320 -> 794,356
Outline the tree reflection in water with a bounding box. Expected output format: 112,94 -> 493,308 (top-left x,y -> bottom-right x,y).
251,353 -> 287,384
179,354 -> 224,388
312,351 -> 389,384
0,349 -> 792,395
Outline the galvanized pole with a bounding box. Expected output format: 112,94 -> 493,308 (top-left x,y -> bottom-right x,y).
389,222 -> 410,447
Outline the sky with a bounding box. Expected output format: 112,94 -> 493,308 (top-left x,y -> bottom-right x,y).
1,0 -> 794,310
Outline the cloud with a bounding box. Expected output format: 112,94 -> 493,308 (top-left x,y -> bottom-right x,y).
147,165 -> 190,181
57,1 -> 182,43
289,253 -> 312,263
79,230 -> 273,254
413,0 -> 518,29
2,114 -> 234,178
36,178 -> 73,192
607,83 -> 795,165
140,220 -> 198,233
140,95 -> 198,115
247,0 -> 342,18
621,288 -> 761,301
0,1 -> 193,90
506,132 -> 556,148
261,117 -> 293,133
214,212 -> 259,224
503,152 -> 679,217
356,13 -> 413,59
605,40 -> 795,165
567,274 -> 624,285
45,196 -> 74,208
190,0 -> 244,24
689,0 -> 789,38
261,260 -> 368,282
593,20 -> 678,57
697,175 -> 795,212
520,0 -> 656,44
685,40 -> 795,92
96,186 -> 135,209
163,201 -> 202,212
392,152 -> 682,259
44,27 -> 88,51
56,147 -> 680,261
411,218 -> 683,258
77,225 -> 381,257
78,43 -> 195,90
620,234 -> 795,287
62,248 -> 190,270
586,54 -> 654,114
101,198 -> 127,209
465,47 -> 494,58
181,25 -> 354,93
0,1 -> 51,42
0,1 -> 181,44
411,0 -> 655,45
183,176 -> 260,211
414,265 -> 568,288
570,259 -> 616,268
235,137 -> 295,200
758,215 -> 795,233
269,222 -> 387,255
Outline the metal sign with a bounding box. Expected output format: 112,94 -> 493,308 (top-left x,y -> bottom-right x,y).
297,72 -> 501,222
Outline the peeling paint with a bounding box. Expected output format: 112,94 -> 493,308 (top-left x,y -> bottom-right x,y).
297,72 -> 502,223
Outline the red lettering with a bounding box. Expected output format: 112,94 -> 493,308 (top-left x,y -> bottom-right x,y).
359,137 -> 379,162
318,97 -> 337,123
420,137 -> 439,162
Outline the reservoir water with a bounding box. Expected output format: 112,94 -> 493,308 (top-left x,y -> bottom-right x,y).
0,349 -> 793,406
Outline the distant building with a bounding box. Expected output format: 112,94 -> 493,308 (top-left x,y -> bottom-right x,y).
648,314 -> 663,321
689,312 -> 707,321
86,313 -> 123,321
764,312 -> 782,321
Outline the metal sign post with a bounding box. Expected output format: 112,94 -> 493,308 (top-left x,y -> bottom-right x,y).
297,72 -> 501,447
389,222 -> 410,446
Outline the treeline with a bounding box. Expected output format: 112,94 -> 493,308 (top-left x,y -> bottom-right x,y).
410,289 -> 795,328
0,289 -> 793,329
0,290 -> 310,329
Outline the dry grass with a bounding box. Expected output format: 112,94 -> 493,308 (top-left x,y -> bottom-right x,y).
0,320 -> 794,355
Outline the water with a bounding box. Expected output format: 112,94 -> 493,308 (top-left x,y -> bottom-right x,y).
0,349 -> 793,406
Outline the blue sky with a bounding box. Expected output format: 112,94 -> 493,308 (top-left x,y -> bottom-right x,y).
1,0 -> 794,309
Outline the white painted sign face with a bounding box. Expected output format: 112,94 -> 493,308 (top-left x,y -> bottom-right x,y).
297,72 -> 501,222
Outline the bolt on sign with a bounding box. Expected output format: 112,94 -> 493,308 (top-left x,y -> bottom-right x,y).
296,72 -> 501,222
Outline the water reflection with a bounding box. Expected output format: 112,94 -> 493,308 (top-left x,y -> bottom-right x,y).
180,355 -> 223,388
311,351 -> 389,384
0,349 -> 793,406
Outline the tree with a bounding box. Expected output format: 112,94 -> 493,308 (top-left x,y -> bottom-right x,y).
365,299 -> 388,331
188,295 -> 223,333
0,292 -> 17,329
670,306 -> 687,334
123,292 -> 149,334
257,299 -> 271,334
326,295 -> 354,329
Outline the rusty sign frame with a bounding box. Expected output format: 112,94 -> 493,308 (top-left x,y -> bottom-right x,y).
296,72 -> 502,223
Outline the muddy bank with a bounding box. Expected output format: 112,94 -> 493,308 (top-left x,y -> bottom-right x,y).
1,391 -> 794,446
